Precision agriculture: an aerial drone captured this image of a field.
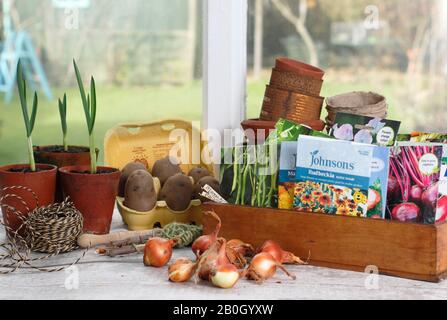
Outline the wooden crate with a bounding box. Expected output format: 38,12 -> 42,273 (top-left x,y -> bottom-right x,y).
202,203 -> 447,282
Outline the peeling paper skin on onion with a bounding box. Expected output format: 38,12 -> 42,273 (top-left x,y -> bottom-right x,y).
168,258 -> 197,282
192,211 -> 221,256
196,238 -> 230,281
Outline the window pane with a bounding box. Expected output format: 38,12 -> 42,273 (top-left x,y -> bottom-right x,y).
0,0 -> 202,165
247,0 -> 447,132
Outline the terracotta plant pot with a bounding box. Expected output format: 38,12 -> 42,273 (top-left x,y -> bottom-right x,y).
34,145 -> 99,201
59,166 -> 121,235
33,145 -> 97,167
0,164 -> 57,235
275,57 -> 325,80
241,119 -> 276,144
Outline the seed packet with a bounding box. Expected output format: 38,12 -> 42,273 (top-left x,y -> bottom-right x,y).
266,118 -> 330,145
330,112 -> 401,146
397,132 -> 447,143
220,143 -> 279,208
388,142 -> 447,224
294,136 -> 389,218
278,141 -> 298,209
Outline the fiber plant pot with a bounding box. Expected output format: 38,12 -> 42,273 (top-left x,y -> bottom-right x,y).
325,91 -> 388,127
34,145 -> 99,201
59,166 -> 121,235
0,164 -> 57,235
275,57 -> 325,80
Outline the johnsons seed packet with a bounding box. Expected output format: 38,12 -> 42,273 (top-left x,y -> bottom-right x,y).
294,136 -> 389,218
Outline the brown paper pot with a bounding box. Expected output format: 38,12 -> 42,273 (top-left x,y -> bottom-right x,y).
59,166 -> 120,235
0,164 -> 57,235
269,68 -> 323,96
325,91 -> 388,126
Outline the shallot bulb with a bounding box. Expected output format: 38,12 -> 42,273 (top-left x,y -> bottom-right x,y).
168,258 -> 197,282
192,211 -> 221,256
226,239 -> 255,269
210,264 -> 241,289
246,252 -> 296,282
196,238 -> 230,281
143,237 -> 176,267
227,239 -> 255,257
258,240 -> 306,265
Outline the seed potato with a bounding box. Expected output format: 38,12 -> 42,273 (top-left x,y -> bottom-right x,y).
124,170 -> 158,212
118,161 -> 147,197
151,156 -> 182,186
159,173 -> 194,211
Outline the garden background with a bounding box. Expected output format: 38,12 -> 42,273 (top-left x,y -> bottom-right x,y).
0,0 -> 446,165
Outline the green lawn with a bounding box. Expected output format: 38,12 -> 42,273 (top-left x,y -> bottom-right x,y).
0,74 -> 411,166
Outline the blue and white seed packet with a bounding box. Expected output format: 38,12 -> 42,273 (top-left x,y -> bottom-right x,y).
294,136 -> 389,218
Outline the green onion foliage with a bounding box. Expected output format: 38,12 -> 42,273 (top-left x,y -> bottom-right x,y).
17,60 -> 38,172
58,93 -> 68,151
73,59 -> 97,174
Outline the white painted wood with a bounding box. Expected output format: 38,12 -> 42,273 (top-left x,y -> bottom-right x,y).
202,0 -> 248,135
1,209 -> 447,300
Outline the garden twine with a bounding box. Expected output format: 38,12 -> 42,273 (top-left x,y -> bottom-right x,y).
0,186 -> 86,274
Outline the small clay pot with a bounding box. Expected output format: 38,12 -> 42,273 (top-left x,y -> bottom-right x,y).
33,145 -> 97,167
59,165 -> 121,235
0,164 -> 57,235
275,57 -> 325,80
241,119 -> 276,144
34,145 -> 99,202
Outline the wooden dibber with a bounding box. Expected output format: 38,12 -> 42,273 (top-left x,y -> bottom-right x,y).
77,229 -> 162,248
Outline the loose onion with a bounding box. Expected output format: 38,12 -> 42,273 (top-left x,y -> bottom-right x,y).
226,239 -> 254,269
192,211 -> 221,256
258,240 -> 306,265
143,237 -> 176,267
227,239 -> 255,257
210,264 -> 240,289
196,238 -> 230,281
168,258 -> 197,282
246,252 -> 296,282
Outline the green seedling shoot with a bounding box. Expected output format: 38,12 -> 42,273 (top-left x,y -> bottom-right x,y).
17,61 -> 38,172
73,59 -> 97,174
58,94 -> 68,152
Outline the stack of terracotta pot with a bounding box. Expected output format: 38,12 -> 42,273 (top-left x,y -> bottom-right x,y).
259,57 -> 325,128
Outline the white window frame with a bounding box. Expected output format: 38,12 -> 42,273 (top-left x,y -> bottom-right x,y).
202,0 -> 248,134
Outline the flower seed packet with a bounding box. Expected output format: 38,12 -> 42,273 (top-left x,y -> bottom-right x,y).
330,112 -> 401,146
294,136 -> 389,218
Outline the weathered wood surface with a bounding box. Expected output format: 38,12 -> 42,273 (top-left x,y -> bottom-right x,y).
1,210 -> 447,300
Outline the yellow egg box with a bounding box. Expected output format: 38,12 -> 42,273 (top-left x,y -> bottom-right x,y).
105,119 -> 212,230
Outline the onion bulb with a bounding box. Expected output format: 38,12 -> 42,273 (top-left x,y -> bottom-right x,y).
210,264 -> 240,289
168,258 -> 197,282
226,239 -> 254,269
192,211 -> 221,256
246,252 -> 296,282
258,240 -> 306,265
143,237 -> 176,267
196,238 -> 230,281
